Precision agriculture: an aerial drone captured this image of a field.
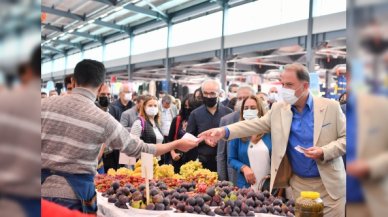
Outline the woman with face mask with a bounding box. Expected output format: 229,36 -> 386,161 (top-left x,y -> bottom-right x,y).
167,95 -> 198,173
130,95 -> 164,161
228,95 -> 272,189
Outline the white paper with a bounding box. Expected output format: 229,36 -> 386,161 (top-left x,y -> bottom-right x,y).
182,133 -> 200,142
295,145 -> 307,153
141,152 -> 153,179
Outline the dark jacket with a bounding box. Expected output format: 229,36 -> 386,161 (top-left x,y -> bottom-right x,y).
108,99 -> 133,121
139,117 -> 162,144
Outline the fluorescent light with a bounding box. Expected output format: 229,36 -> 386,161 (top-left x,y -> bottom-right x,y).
114,6 -> 123,12
78,24 -> 85,29
53,37 -> 58,40
88,19 -> 95,24
100,13 -> 109,18
59,33 -> 66,37
68,29 -> 74,33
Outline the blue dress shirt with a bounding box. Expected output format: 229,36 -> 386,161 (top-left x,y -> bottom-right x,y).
286,93 -> 320,178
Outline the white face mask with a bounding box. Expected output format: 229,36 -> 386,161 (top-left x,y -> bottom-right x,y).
243,109 -> 259,120
280,86 -> 304,105
268,93 -> 279,102
228,92 -> 237,99
124,93 -> 132,101
145,107 -> 159,117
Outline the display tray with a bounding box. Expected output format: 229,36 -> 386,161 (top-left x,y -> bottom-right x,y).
97,193 -> 280,217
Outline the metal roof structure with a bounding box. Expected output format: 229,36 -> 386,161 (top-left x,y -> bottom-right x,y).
41,0 -> 255,59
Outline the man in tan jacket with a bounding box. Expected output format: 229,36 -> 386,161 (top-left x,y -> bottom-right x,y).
199,63 -> 346,217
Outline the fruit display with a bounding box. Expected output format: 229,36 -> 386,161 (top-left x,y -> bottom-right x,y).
154,164 -> 175,179
179,161 -> 218,186
103,179 -> 173,211
96,160 -> 295,216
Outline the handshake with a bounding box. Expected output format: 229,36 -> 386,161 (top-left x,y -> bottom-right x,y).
175,128 -> 226,152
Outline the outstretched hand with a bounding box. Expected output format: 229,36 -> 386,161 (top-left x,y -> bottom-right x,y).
175,138 -> 203,152
198,127 -> 226,147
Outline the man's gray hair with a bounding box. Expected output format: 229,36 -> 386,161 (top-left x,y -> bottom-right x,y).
119,83 -> 130,93
201,79 -> 221,93
237,84 -> 255,95
162,95 -> 172,104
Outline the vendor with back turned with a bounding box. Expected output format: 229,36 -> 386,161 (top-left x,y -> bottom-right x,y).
41,59 -> 200,214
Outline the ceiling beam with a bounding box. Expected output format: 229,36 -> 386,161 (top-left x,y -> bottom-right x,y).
41,5 -> 85,21
42,45 -> 65,54
94,19 -> 130,33
142,0 -> 168,18
51,40 -> 82,50
43,23 -> 64,32
70,31 -> 103,42
94,0 -> 168,22
43,23 -> 102,42
124,3 -> 168,22
93,0 -> 118,6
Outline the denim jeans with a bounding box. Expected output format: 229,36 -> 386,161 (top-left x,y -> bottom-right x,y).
43,197 -> 83,212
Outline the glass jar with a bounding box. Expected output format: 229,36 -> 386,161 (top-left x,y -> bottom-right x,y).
295,191 -> 324,217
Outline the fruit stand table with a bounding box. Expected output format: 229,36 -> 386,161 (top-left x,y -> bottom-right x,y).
97,193 -> 279,217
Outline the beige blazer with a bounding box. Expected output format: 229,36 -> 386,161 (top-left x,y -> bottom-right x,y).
227,96 -> 346,200
356,94 -> 388,216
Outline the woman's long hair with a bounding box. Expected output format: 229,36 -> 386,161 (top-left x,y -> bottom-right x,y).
240,95 -> 265,142
139,95 -> 160,126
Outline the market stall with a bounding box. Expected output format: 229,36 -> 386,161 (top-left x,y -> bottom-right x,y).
95,159 -> 296,217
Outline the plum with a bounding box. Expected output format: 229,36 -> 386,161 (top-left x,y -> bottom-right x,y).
118,195 -> 129,204
234,199 -> 242,208
273,198 -> 283,206
245,198 -> 255,207
214,207 -> 224,215
108,195 -> 117,203
111,181 -> 120,191
185,205 -> 194,213
206,187 -> 215,197
207,210 -> 215,216
246,211 -> 255,216
195,197 -> 205,206
146,203 -> 155,210
153,195 -> 164,204
172,192 -> 181,200
138,184 -> 146,191
257,207 -> 268,213
256,192 -> 265,201
180,193 -> 189,201
106,187 -> 115,195
202,194 -> 212,202
194,205 -> 202,214
224,206 -> 232,215
274,205 -> 282,213
150,188 -> 159,196
163,198 -> 170,207
231,211 -> 239,216
233,206 -> 240,213
155,203 -> 165,211
176,202 -> 186,212
202,204 -> 211,213
187,197 -> 196,206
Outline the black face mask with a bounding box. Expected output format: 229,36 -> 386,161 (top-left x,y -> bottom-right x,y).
98,96 -> 110,107
202,96 -> 218,108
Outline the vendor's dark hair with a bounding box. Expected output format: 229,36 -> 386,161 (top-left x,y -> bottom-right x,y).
74,59 -> 106,88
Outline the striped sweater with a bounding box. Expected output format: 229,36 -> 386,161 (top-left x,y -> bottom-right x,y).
41,87 -> 156,199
